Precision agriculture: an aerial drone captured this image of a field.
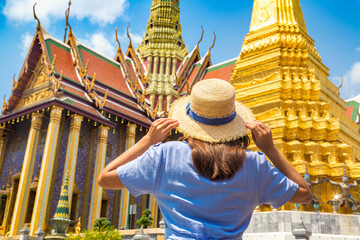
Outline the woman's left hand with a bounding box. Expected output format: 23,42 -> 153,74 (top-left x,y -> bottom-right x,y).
144,118 -> 179,145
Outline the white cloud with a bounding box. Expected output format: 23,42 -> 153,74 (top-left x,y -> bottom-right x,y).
334,61 -> 360,100
3,0 -> 128,26
348,62 -> 360,84
82,32 -> 116,59
20,33 -> 33,57
356,47 -> 360,52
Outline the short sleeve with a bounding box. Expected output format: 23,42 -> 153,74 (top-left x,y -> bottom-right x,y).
256,152 -> 299,208
117,143 -> 164,197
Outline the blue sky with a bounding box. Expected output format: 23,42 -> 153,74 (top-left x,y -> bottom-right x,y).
1,0 -> 359,110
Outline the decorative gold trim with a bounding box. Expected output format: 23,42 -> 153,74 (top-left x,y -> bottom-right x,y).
67,27 -> 108,110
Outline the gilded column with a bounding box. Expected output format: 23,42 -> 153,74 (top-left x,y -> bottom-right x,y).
158,95 -> 164,112
153,56 -> 159,75
159,56 -> 165,76
119,123 -> 137,229
150,196 -> 159,228
62,114 -> 83,210
80,127 -> 96,230
0,128 -> 8,176
167,95 -> 172,113
150,94 -> 155,109
171,58 -> 177,77
147,56 -> 153,74
30,106 -> 63,235
9,113 -> 43,236
165,57 -> 171,76
88,125 -> 109,229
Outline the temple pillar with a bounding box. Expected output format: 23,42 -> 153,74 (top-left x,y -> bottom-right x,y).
150,94 -> 155,109
118,123 -> 137,229
30,106 -> 63,235
165,57 -> 171,76
112,125 -> 126,227
171,58 -> 177,76
9,113 -> 43,236
88,125 -> 109,229
149,196 -> 158,228
147,56 -> 153,74
62,114 -> 83,210
158,95 -> 164,112
80,127 -> 96,230
167,95 -> 172,113
153,56 -> 159,75
0,128 -> 8,176
159,56 -> 165,76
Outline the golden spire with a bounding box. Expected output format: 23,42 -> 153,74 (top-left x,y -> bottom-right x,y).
249,0 -> 307,32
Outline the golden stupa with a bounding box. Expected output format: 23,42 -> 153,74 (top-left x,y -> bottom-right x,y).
231,0 -> 360,213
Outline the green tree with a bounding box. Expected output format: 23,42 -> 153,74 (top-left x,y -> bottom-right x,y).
136,209 -> 153,229
93,217 -> 111,231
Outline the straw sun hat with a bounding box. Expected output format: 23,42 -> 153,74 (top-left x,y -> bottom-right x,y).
169,78 -> 255,143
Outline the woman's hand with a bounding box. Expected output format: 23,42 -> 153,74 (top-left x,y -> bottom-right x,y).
144,118 -> 179,145
245,120 -> 275,154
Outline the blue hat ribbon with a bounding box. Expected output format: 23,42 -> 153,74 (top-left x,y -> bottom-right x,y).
186,102 -> 236,126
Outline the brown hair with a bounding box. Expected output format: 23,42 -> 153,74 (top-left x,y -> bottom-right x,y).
179,136 -> 250,181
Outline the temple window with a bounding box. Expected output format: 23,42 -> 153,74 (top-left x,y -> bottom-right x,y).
24,189 -> 36,224
100,189 -> 110,219
69,181 -> 81,232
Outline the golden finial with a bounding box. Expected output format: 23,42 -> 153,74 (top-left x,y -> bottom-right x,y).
115,26 -> 121,50
12,74 -> 16,90
337,76 -> 344,96
2,96 -> 8,113
126,23 -> 133,48
208,32 -> 216,53
64,0 -> 72,43
196,26 -> 204,47
33,3 -> 41,30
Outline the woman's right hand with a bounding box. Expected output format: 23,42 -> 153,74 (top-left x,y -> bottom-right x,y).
245,120 -> 276,154
144,118 -> 179,145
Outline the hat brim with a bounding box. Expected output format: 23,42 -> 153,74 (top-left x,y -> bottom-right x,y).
169,96 -> 255,143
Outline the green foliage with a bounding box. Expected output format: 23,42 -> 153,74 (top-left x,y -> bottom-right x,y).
68,227 -> 123,240
136,209 -> 153,229
93,217 -> 111,231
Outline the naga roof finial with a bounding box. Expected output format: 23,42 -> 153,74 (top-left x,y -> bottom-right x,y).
209,32 -> 216,52
33,3 -> 41,30
196,26 -> 204,47
337,76 -> 344,96
127,23 -> 133,48
64,0 -> 72,43
115,26 -> 121,50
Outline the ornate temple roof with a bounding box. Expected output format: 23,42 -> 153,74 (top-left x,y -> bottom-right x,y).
0,1 -> 230,126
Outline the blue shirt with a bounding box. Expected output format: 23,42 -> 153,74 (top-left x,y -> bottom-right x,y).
117,141 -> 298,240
